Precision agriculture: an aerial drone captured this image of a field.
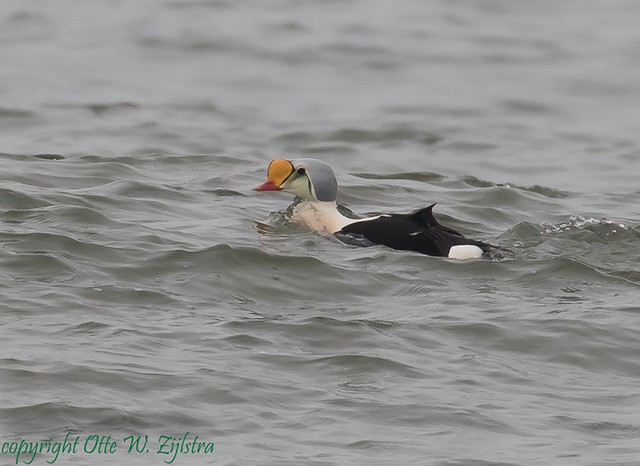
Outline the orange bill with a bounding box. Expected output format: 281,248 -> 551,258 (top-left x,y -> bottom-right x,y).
254,159 -> 294,191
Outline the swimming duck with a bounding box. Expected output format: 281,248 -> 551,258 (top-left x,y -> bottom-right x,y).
254,158 -> 491,259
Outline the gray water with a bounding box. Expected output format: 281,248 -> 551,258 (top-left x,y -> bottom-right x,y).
2,1 -> 640,464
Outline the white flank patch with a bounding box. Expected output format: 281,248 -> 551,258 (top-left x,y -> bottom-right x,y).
448,245 -> 483,260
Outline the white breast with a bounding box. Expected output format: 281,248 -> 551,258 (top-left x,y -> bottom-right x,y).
290,201 -> 354,234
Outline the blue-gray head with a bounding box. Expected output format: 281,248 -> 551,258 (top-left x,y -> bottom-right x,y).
254,158 -> 338,202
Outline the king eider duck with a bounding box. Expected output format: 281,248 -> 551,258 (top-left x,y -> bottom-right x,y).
254,158 -> 491,259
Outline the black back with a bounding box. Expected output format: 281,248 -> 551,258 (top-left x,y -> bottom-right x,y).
338,203 -> 490,257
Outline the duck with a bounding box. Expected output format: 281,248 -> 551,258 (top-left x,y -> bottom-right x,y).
254,158 -> 491,259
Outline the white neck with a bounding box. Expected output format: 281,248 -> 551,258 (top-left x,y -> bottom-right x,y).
292,200 -> 355,234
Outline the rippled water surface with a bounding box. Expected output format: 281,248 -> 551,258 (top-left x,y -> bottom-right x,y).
2,1 -> 640,464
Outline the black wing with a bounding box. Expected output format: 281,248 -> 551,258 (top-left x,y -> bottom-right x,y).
407,203 -> 462,235
338,203 -> 490,257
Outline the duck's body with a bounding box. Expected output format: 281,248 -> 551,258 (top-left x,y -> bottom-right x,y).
254,158 -> 491,259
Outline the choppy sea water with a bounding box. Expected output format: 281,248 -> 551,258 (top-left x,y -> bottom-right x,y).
2,0 -> 640,464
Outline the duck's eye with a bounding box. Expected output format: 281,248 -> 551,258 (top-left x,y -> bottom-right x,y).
296,168 -> 306,175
